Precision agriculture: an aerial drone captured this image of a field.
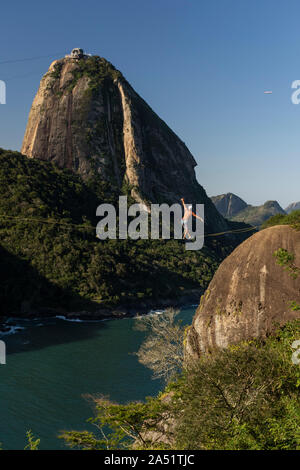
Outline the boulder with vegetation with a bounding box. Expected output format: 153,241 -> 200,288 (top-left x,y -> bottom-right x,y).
185,218 -> 300,358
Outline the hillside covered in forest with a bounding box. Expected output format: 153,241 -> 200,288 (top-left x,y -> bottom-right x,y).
0,149 -> 251,319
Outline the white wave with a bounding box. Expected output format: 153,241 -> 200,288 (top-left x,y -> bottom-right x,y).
56,315 -> 113,323
0,325 -> 25,336
134,309 -> 166,320
55,315 -> 84,323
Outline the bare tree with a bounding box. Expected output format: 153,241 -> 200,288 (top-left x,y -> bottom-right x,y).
134,308 -> 185,382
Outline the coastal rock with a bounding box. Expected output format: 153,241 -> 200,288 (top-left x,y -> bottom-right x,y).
185,225 -> 300,358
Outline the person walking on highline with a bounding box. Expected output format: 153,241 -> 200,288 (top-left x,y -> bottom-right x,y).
180,198 -> 204,240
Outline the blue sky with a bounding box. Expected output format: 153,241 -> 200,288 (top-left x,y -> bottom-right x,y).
0,0 -> 300,208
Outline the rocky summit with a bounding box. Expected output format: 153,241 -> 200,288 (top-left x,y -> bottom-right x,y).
21,51 -> 227,233
211,193 -> 248,218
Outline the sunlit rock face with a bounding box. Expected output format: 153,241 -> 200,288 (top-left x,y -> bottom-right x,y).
185,225 -> 300,359
21,54 -> 228,233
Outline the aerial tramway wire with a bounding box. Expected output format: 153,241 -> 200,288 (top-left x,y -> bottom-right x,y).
0,52 -> 67,66
0,51 -> 68,81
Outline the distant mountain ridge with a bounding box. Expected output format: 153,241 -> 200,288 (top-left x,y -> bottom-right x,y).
211,193 -> 248,218
285,202 -> 300,214
231,200 -> 286,226
211,193 -> 286,226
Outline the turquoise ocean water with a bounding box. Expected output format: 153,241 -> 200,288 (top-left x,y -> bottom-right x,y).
0,307 -> 195,449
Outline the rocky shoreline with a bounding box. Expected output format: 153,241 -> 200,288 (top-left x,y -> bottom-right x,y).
0,289 -> 202,333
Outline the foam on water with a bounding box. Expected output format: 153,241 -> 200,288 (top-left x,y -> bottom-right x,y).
0,325 -> 25,336
55,315 -> 84,323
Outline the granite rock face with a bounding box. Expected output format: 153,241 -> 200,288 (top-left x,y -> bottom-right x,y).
22,58 -> 125,183
21,55 -> 228,232
185,225 -> 300,358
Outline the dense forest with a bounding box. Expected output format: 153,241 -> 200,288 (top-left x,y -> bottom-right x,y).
0,149 -> 250,317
